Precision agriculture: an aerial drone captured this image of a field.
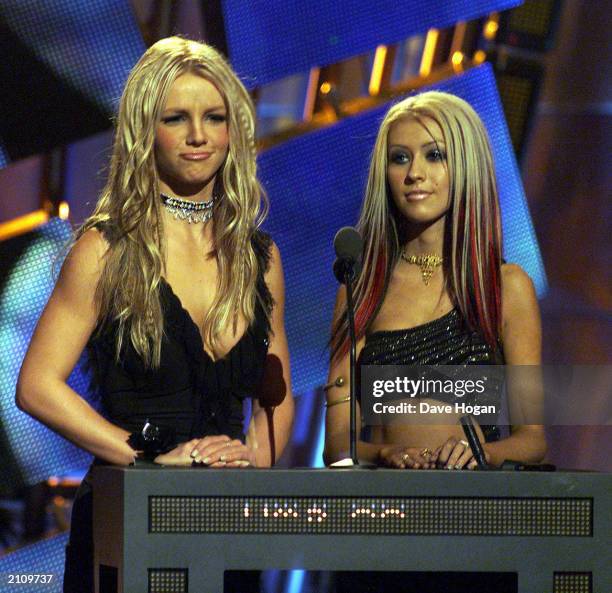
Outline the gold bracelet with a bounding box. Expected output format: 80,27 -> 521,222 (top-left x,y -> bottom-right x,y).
325,395 -> 350,408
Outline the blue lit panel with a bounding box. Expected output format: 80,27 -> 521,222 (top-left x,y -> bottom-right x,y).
260,64 -> 547,394
0,218 -> 92,492
0,0 -> 143,112
223,0 -> 522,87
0,0 -> 144,165
0,531 -> 68,590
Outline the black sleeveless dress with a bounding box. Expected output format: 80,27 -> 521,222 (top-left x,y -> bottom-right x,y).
63,230 -> 273,593
357,307 -> 502,441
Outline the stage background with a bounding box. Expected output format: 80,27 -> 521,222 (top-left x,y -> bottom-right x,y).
0,0 -> 609,491
0,1 -> 609,590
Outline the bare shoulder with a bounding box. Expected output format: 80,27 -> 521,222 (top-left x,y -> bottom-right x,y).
501,263 -> 536,298
57,228 -> 109,295
500,263 -> 541,362
501,263 -> 538,318
263,240 -> 285,304
66,228 -> 109,268
267,240 -> 282,269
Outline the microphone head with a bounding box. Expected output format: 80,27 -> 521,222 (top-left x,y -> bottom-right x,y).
333,226 -> 363,261
333,227 -> 363,284
333,257 -> 362,284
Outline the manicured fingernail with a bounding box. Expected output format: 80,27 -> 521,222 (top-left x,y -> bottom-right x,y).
220,455 -> 227,462
446,465 -> 453,470
240,461 -> 250,467
202,457 -> 210,464
454,464 -> 462,469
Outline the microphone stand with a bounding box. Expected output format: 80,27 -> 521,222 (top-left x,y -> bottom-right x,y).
460,415 -> 489,470
336,264 -> 374,469
344,266 -> 359,466
331,227 -> 375,469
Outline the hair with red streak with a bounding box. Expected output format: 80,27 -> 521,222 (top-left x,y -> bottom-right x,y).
330,91 -> 503,362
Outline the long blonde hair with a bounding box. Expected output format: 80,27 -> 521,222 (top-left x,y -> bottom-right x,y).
331,91 -> 503,360
78,37 -> 267,366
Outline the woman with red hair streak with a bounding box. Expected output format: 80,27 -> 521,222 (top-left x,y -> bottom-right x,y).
324,91 -> 546,473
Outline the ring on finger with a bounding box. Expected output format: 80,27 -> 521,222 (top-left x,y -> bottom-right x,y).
458,439 -> 469,448
420,447 -> 432,458
402,453 -> 410,463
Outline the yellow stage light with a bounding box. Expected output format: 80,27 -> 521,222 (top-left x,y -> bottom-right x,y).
0,210 -> 50,241
58,201 -> 70,220
473,50 -> 487,64
484,19 -> 499,40
419,29 -> 439,77
368,45 -> 388,96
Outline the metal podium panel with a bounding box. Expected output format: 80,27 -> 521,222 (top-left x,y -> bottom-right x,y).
92,467 -> 611,593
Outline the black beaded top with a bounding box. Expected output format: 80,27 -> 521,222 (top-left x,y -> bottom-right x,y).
358,308 -> 502,441
360,308 -> 497,366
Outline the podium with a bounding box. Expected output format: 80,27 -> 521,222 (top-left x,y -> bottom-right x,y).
93,467 -> 611,593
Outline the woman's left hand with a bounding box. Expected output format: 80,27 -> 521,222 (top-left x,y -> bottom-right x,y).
435,436 -> 490,470
379,445 -> 438,469
189,434 -> 256,468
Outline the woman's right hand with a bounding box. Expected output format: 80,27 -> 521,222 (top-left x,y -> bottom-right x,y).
154,435 -> 255,467
153,439 -> 201,466
378,445 -> 438,469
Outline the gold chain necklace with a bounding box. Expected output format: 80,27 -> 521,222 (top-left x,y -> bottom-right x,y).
400,251 -> 444,285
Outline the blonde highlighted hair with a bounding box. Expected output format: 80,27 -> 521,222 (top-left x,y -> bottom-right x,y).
331,91 -> 503,359
78,36 -> 267,366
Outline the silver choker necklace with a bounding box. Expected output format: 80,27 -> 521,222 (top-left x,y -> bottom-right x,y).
160,192 -> 217,224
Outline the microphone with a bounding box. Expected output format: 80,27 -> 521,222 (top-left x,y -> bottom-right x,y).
333,227 -> 362,284
460,415 -> 489,470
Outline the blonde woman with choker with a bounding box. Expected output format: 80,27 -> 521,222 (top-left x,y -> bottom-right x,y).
17,37 -> 293,593
324,91 -> 545,472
